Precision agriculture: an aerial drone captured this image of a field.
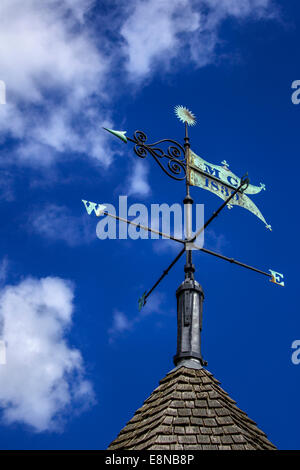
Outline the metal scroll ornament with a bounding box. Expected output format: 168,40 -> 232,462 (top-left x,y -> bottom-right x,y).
132,130 -> 186,181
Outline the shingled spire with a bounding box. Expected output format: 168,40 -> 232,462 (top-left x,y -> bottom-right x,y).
108,266 -> 276,450
107,365 -> 276,450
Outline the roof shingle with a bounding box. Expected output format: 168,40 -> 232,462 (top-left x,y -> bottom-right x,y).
107,366 -> 276,450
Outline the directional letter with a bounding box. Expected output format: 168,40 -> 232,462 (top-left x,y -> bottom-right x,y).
269,269 -> 284,286
82,200 -> 103,216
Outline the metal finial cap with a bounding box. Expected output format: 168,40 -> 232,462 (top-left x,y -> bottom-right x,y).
174,105 -> 196,126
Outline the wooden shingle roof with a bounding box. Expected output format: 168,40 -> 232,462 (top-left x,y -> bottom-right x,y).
108,365 -> 276,450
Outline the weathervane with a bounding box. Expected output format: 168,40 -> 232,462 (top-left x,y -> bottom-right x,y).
83,105 -> 284,367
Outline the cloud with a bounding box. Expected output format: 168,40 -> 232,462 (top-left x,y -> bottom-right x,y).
0,276 -> 95,432
0,0 -> 113,167
126,160 -> 151,197
152,238 -> 181,255
204,0 -> 275,19
0,0 -> 278,173
108,292 -> 165,343
108,310 -> 133,343
120,0 -> 200,79
205,228 -> 228,253
0,170 -> 14,201
0,0 -> 278,171
0,257 -> 9,285
142,292 -> 166,316
0,0 -> 101,102
120,0 -> 277,80
28,204 -> 95,246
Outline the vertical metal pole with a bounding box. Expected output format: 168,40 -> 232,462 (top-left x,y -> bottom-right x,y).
185,121 -> 190,197
183,121 -> 194,280
174,120 -> 206,368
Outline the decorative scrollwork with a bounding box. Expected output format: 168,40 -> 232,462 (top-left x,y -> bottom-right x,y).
128,130 -> 186,181
168,159 -> 185,176
240,173 -> 250,193
134,144 -> 147,158
134,130 -> 147,143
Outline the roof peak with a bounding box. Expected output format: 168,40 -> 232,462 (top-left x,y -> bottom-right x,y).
107,366 -> 276,451
170,358 -> 203,372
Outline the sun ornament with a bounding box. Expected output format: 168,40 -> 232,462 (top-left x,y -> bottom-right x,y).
174,105 -> 196,126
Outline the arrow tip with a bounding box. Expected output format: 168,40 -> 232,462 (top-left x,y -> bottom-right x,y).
103,127 -> 127,143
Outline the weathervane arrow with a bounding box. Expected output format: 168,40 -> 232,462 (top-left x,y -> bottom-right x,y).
104,123 -> 187,181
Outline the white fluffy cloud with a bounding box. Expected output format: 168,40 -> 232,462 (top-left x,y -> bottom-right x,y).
120,0 -> 276,79
120,0 -> 200,78
0,0 -> 101,102
0,0 -> 113,165
0,0 -> 277,170
0,276 -> 95,431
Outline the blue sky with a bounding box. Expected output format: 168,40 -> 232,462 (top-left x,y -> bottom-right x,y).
0,0 -> 299,450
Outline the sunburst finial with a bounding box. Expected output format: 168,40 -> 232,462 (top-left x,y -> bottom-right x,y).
174,105 -> 196,126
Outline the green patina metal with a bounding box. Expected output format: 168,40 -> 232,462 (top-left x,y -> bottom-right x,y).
138,292 -> 147,311
103,127 -> 127,144
189,150 -> 265,195
189,150 -> 272,231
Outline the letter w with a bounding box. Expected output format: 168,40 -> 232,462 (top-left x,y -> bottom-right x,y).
82,200 -> 100,215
